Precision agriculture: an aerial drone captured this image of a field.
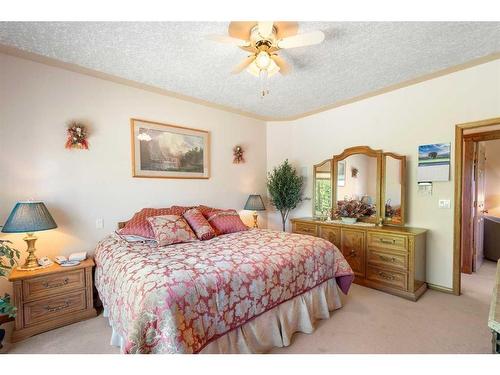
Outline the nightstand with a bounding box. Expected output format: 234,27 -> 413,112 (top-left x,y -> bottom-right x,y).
8,258 -> 97,342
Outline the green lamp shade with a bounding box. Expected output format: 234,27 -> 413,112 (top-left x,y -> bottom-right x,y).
244,195 -> 266,211
2,201 -> 57,233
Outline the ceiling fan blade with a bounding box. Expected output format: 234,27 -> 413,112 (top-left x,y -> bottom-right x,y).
206,34 -> 250,47
277,30 -> 325,49
232,55 -> 256,74
271,55 -> 291,75
240,45 -> 259,53
258,21 -> 274,38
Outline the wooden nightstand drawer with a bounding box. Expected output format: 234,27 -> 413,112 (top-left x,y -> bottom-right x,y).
23,290 -> 87,327
22,269 -> 85,302
293,222 -> 318,236
367,266 -> 407,291
367,232 -> 407,252
8,258 -> 97,342
367,248 -> 407,271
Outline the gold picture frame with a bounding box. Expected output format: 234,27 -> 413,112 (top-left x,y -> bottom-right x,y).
130,118 -> 210,179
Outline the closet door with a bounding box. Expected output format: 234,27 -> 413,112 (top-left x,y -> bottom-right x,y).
341,228 -> 366,277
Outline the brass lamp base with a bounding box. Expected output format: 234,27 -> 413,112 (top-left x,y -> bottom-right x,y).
252,212 -> 259,228
17,233 -> 42,271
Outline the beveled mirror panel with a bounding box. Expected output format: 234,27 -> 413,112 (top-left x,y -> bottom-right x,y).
332,146 -> 382,223
313,159 -> 332,219
382,152 -> 406,225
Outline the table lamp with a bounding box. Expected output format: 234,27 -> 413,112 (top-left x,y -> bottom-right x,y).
1,201 -> 57,270
244,194 -> 266,228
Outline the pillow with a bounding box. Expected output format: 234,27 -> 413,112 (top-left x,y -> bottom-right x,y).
206,210 -> 248,235
118,207 -> 187,239
183,208 -> 216,240
197,205 -> 222,218
115,231 -> 154,243
147,215 -> 198,246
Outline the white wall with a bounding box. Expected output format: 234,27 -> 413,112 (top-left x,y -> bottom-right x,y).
0,53 -> 267,295
485,139 -> 500,217
267,59 -> 500,288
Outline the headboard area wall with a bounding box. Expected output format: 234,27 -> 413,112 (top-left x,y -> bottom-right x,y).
0,53 -> 268,267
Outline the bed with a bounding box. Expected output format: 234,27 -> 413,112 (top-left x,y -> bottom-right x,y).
94,228 -> 354,354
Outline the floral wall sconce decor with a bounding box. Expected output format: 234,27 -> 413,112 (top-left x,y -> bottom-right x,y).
65,122 -> 89,150
351,167 -> 359,178
233,145 -> 245,164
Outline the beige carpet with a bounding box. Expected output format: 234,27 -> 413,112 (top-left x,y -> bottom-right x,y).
4,260 -> 497,354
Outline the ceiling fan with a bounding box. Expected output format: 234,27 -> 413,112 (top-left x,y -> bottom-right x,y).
207,21 -> 325,97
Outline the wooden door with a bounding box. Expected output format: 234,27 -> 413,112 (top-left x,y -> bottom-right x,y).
461,140 -> 475,274
473,142 -> 486,271
341,229 -> 365,277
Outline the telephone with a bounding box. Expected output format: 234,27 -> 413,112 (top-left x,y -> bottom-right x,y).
38,256 -> 53,267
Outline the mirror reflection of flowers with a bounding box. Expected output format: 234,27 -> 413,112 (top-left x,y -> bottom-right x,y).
334,199 -> 375,219
233,145 -> 244,164
65,122 -> 89,150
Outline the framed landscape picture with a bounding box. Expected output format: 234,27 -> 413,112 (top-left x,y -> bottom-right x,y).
131,118 -> 210,179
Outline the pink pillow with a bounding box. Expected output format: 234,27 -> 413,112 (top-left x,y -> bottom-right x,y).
183,208 -> 216,240
206,210 -> 248,235
118,207 -> 187,239
197,205 -> 222,218
146,215 -> 198,246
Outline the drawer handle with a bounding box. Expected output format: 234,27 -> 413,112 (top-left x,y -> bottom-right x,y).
349,250 -> 357,257
44,300 -> 70,313
42,278 -> 69,289
379,238 -> 396,245
378,271 -> 396,281
379,255 -> 396,263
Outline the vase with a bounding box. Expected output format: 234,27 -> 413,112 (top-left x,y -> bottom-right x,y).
341,217 -> 357,224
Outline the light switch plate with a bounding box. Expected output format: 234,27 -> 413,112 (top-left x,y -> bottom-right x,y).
96,218 -> 104,229
438,199 -> 451,209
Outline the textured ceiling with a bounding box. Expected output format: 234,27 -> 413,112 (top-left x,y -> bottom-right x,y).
0,22 -> 499,119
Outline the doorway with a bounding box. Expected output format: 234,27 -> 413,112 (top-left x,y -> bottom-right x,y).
454,117 -> 500,295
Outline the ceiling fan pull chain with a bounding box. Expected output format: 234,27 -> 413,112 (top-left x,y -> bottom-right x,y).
259,69 -> 269,98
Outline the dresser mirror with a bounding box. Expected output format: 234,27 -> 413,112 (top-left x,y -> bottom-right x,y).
332,146 -> 382,223
382,153 -> 406,225
312,146 -> 406,226
313,159 -> 332,219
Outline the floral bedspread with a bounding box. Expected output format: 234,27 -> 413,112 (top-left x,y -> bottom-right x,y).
94,229 -> 354,353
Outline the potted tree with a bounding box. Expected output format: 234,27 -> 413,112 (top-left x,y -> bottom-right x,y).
267,159 -> 303,231
0,239 -> 20,349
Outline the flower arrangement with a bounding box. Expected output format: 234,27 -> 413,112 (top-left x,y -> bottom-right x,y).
333,199 -> 375,219
233,145 -> 244,163
385,199 -> 396,218
65,122 -> 89,149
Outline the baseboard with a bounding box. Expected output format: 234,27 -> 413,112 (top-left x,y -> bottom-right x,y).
427,283 -> 455,294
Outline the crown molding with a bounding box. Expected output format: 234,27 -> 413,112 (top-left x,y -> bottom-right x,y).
1,43 -> 499,123
0,43 -> 269,122
271,52 -> 500,122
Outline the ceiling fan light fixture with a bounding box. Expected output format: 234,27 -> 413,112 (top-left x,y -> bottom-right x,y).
255,51 -> 271,70
246,59 -> 279,77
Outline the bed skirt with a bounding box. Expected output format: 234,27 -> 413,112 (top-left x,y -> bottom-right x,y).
104,278 -> 344,354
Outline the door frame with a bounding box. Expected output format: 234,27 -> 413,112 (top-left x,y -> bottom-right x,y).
453,117 -> 500,295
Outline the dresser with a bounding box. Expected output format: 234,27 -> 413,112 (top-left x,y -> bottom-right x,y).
8,258 -> 97,342
291,218 -> 427,301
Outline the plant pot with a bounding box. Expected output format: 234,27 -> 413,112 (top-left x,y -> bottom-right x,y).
341,217 -> 358,224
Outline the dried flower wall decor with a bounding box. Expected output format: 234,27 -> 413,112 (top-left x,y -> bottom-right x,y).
233,145 -> 244,164
65,122 -> 89,150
